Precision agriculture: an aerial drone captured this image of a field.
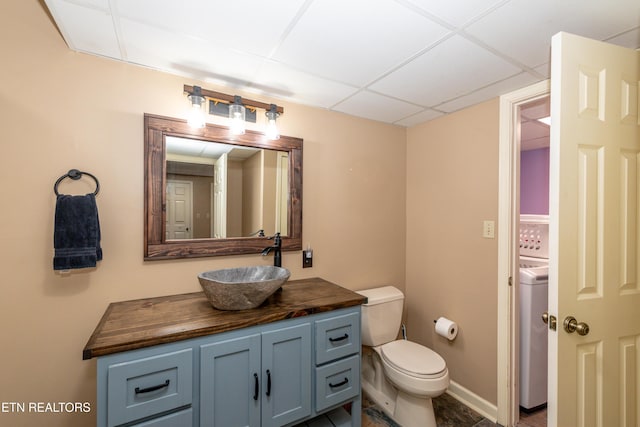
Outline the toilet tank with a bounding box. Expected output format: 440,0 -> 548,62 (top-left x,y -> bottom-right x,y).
356,286 -> 404,347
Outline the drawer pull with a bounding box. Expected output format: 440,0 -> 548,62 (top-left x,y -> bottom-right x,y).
134,379 -> 170,394
253,373 -> 259,401
329,333 -> 349,343
329,377 -> 349,388
266,369 -> 272,397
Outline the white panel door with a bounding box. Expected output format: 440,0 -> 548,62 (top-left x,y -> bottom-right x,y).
549,32 -> 640,427
166,180 -> 193,240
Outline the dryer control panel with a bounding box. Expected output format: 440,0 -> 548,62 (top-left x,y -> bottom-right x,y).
520,215 -> 549,259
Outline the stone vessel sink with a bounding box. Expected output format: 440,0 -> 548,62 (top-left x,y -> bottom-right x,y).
198,266 -> 291,310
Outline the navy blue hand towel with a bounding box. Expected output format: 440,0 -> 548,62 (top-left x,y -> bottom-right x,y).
53,193 -> 103,270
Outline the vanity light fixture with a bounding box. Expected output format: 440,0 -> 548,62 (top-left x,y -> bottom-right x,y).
187,86 -> 206,128
265,104 -> 280,140
184,85 -> 284,138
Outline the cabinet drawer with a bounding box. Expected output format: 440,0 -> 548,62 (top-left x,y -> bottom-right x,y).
315,311 -> 360,364
314,355 -> 360,412
107,349 -> 192,427
131,408 -> 192,426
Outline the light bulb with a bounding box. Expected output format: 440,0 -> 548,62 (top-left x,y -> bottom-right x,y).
187,103 -> 205,128
265,118 -> 280,140
187,86 -> 206,128
229,98 -> 246,135
265,104 -> 280,140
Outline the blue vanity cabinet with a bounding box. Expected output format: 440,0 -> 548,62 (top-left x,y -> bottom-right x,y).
200,322 -> 312,427
88,281 -> 367,427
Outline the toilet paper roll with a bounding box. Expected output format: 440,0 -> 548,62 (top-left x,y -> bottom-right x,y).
435,317 -> 458,340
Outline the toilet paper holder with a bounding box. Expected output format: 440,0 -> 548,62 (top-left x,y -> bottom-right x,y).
434,317 -> 458,340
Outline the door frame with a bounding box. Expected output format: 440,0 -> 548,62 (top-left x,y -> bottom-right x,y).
497,80 -> 550,427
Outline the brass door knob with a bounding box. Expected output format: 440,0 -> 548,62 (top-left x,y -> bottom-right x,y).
542,312 -> 557,330
563,316 -> 590,336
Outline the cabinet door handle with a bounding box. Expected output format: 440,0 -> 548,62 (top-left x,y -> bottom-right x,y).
329,377 -> 349,388
266,369 -> 271,396
253,373 -> 259,401
134,379 -> 170,394
329,333 -> 349,342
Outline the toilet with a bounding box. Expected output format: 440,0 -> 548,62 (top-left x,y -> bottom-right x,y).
357,286 -> 449,427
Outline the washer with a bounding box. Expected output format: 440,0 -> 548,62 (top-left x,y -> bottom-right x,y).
519,215 -> 549,411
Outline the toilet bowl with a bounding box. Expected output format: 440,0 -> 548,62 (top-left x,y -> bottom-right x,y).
357,286 -> 449,427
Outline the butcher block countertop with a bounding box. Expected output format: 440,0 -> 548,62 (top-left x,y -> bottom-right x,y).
83,277 -> 366,360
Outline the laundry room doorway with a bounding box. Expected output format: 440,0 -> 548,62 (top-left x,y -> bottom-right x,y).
517,96 -> 551,427
498,32 -> 640,427
497,80 -> 550,427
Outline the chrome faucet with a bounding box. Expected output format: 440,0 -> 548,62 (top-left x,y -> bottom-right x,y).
261,232 -> 282,267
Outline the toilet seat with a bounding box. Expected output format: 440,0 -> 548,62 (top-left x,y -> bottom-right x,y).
381,340 -> 447,379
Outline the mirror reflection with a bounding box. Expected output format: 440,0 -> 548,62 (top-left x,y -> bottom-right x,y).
144,113 -> 302,260
165,137 -> 289,240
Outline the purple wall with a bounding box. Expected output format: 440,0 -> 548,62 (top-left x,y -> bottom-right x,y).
521,147 -> 549,215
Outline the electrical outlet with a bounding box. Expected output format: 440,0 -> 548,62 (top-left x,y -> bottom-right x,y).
483,220 -> 495,238
302,248 -> 313,268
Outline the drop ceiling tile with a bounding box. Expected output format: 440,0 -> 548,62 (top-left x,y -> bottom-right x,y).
120,18 -> 264,85
115,0 -> 306,58
605,26 -> 640,50
332,91 -> 423,124
273,0 -> 450,86
534,63 -> 550,79
436,72 -> 540,113
45,0 -> 121,59
42,0 -> 639,129
466,0 -> 640,68
370,34 -> 521,107
251,61 -> 359,108
405,0 -> 509,26
396,109 -> 444,127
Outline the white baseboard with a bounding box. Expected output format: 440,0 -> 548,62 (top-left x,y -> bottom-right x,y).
446,380 -> 498,423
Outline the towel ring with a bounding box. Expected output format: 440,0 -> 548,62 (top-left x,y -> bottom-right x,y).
54,169 -> 100,196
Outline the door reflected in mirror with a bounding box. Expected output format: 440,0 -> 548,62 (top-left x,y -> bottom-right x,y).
165,137 -> 289,240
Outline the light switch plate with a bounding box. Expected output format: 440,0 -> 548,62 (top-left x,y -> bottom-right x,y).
483,220 -> 495,238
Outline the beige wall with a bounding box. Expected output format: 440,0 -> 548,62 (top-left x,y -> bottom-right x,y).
405,99 -> 500,404
0,2 -> 406,426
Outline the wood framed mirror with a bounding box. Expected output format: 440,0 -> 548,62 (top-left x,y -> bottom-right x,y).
144,113 -> 302,260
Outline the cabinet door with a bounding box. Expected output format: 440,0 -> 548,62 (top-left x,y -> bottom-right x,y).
201,334 -> 261,427
261,323 -> 312,427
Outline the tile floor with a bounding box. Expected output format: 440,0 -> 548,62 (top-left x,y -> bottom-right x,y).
362,393 -> 496,427
363,395 -> 548,427
516,407 -> 547,427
